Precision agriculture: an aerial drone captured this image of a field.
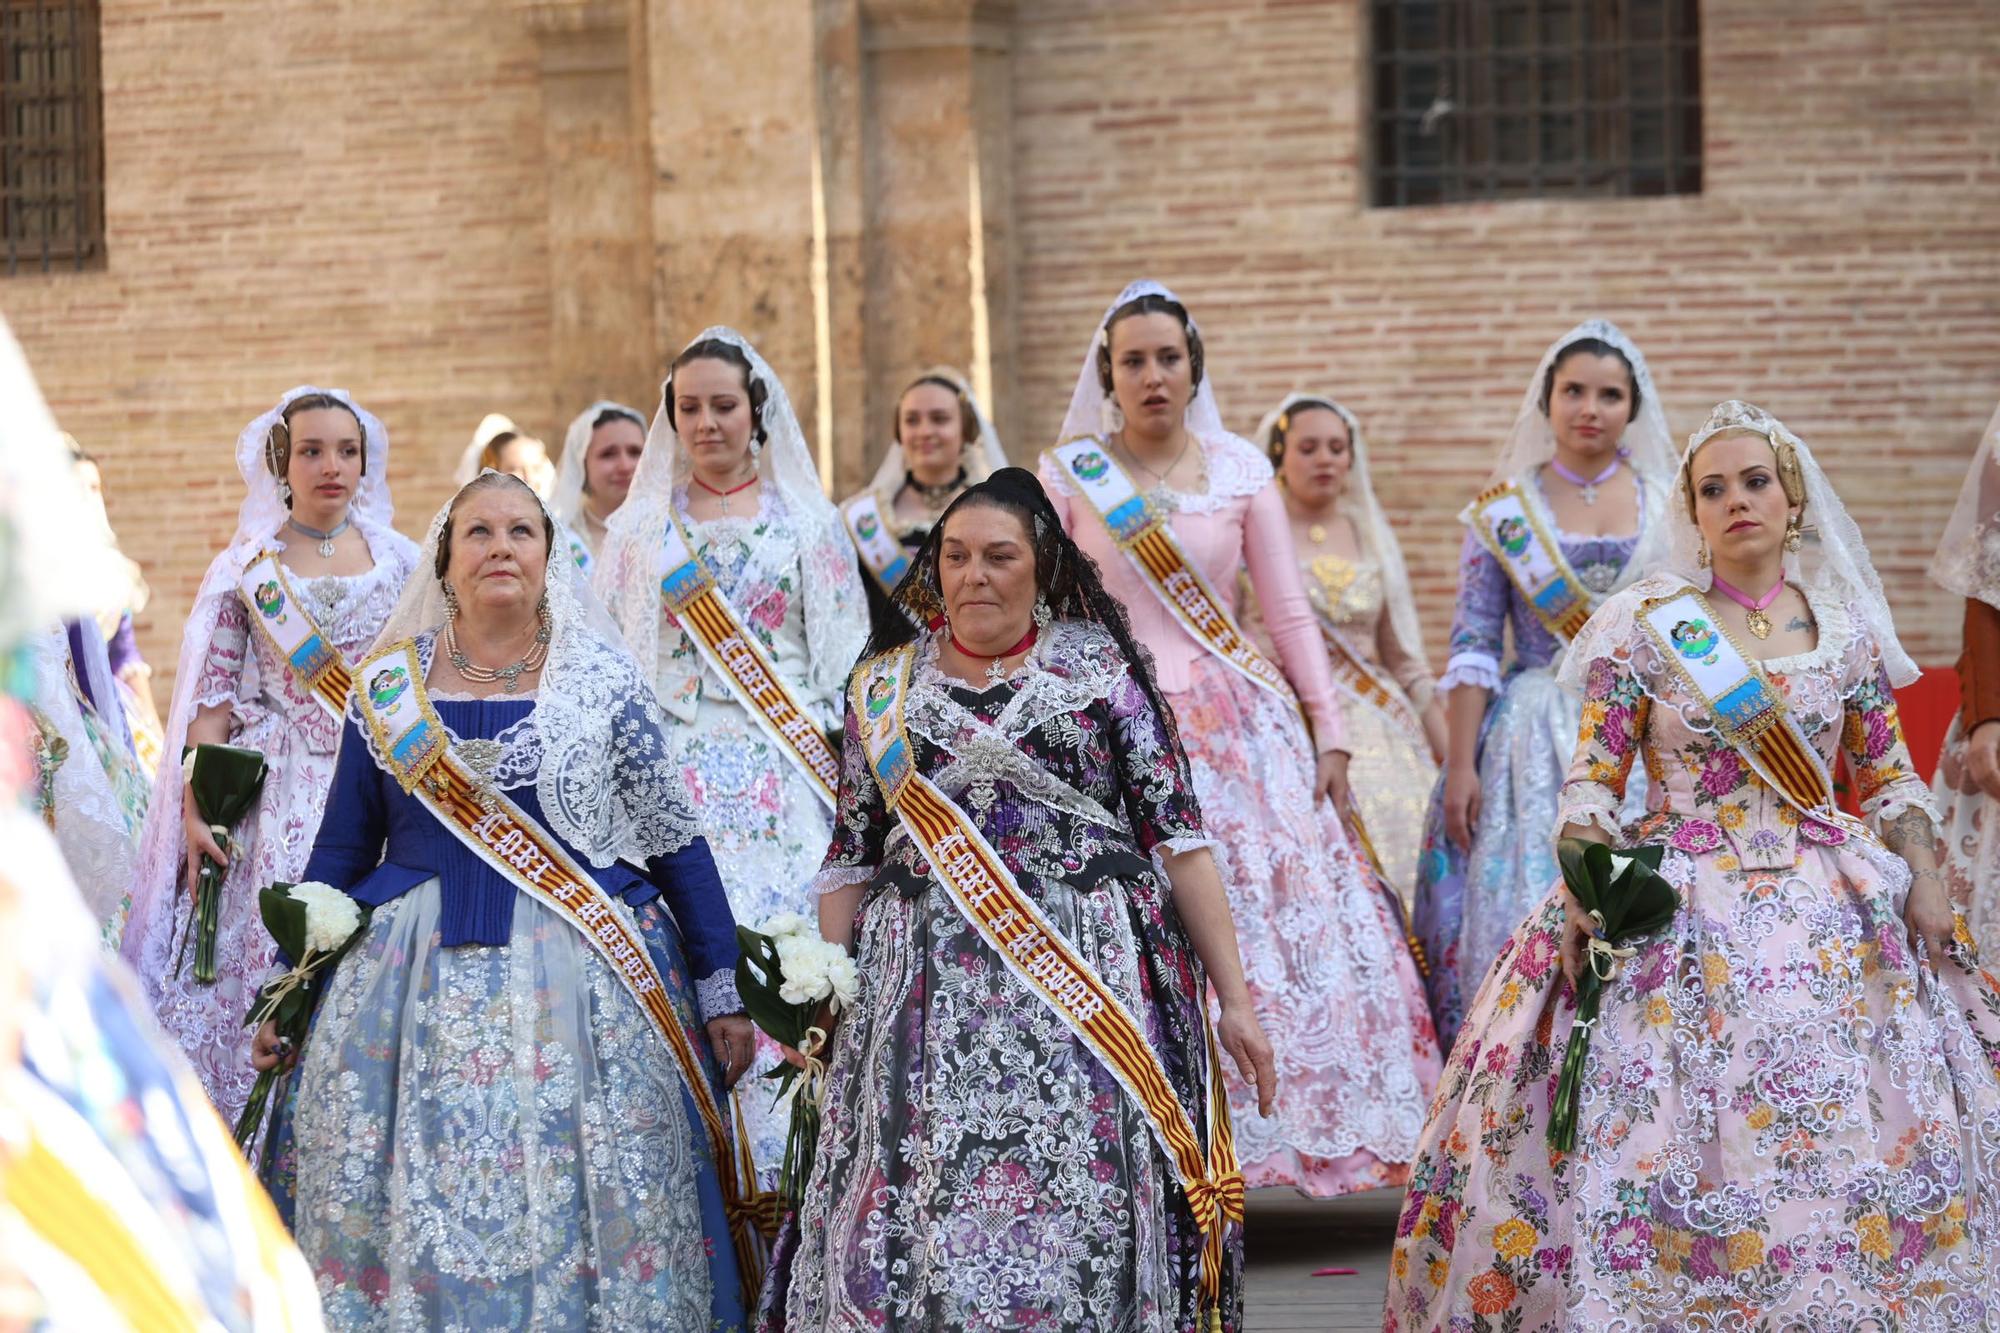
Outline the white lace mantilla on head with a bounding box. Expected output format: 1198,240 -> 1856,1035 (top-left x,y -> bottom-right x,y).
1931,398 -> 2000,610
366,481 -> 702,868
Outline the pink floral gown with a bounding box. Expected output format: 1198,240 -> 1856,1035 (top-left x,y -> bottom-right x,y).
1385,577 -> 2000,1331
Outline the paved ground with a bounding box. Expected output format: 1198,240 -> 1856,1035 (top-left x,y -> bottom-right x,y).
1242,1186 -> 1399,1331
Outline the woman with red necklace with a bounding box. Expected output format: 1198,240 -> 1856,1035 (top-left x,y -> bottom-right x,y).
595,327 -> 867,1176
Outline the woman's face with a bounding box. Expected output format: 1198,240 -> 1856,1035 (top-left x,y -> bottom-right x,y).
1547,351 -> 1635,460
492,435 -> 550,485
445,482 -> 550,621
284,406 -> 365,515
1107,312 -> 1193,438
583,416 -> 646,508
673,357 -> 755,477
1688,430 -> 1798,570
1277,406 -> 1353,508
939,502 -> 1037,652
899,383 -> 965,481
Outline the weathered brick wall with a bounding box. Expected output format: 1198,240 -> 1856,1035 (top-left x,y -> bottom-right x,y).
1010,0 -> 2000,665
6,0 -> 555,696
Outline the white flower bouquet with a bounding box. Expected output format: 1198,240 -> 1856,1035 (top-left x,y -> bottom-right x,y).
735,912 -> 858,1207
231,880 -> 369,1157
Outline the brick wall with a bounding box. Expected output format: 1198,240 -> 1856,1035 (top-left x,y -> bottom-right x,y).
6,0 -> 554,698
1010,0 -> 2000,666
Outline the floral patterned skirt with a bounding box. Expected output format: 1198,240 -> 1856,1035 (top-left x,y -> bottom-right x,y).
763,872 -> 1238,1332
1386,818 -> 2000,1332
1170,654 -> 1439,1197
1936,717 -> 2000,964
285,880 -> 747,1332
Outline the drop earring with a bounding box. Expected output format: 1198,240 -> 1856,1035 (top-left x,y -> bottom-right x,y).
443,581 -> 460,621
1697,541 -> 1711,569
1099,399 -> 1125,437
1784,517 -> 1803,553
1032,596 -> 1053,630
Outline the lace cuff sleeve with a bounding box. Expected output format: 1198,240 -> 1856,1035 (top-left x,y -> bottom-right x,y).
695,969 -> 743,1022
1440,650 -> 1503,695
1555,783 -> 1625,841
810,864 -> 875,897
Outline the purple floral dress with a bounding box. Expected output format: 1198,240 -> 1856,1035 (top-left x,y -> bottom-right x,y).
1385,577 -> 2000,1330
760,621 -> 1240,1332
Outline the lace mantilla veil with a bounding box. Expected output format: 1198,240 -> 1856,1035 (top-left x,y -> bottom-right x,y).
368,475 -> 701,867
1255,392 -> 1433,684
1057,278 -> 1233,446
595,325 -> 868,711
864,366 -> 1009,497
1564,398 -> 1920,693
129,388 -> 418,951
1485,318 -> 1678,491
550,400 -> 647,532
1931,398 -> 2000,612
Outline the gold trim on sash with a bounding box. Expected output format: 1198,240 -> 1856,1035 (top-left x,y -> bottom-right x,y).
351,641 -> 771,1302
840,491 -> 912,597
1463,481 -> 1598,643
238,550 -> 354,721
657,511 -> 840,809
1047,439 -> 1298,711
855,643 -> 1242,1312
1315,613 -> 1426,745
1637,590 -> 1838,818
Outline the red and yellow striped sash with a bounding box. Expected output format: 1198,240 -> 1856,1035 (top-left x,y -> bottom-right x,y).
238,549 -> 354,720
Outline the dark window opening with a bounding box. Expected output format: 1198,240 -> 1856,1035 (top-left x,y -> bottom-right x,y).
1,0 -> 104,273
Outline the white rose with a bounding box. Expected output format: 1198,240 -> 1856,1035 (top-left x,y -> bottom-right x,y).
774,931 -> 832,1006
823,948 -> 858,1011
290,881 -> 362,955
756,911 -> 813,942
1609,854 -> 1636,882
181,749 -> 198,787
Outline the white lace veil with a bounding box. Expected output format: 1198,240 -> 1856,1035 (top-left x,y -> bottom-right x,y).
1931,398 -> 2000,611
1057,278 -> 1231,445
453,412 -> 518,486
1485,318 -> 1677,490
863,366 -> 1008,496
550,400 -> 648,531
1571,399 -> 1918,690
1255,392 -> 1431,678
369,473 -> 700,865
597,326 -> 867,710
128,387 -> 416,961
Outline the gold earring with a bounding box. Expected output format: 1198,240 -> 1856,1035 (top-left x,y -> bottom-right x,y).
1697,540 -> 1711,569
1784,517 -> 1803,553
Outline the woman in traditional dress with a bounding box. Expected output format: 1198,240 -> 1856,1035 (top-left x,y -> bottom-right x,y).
122,387 -> 419,1122
1248,393 -> 1444,908
762,467 -> 1273,1331
1038,280 -> 1438,1197
1412,320 -> 1672,1052
550,398 -> 648,568
839,367 -> 1007,636
1385,399 -> 2000,1330
455,411 -> 555,496
1933,400 -> 2000,960
257,471 -> 757,1330
596,327 -> 869,1171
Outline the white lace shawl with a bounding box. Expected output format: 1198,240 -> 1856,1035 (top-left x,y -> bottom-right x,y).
594,326 -> 868,720
1932,397 -> 2000,610
367,481 -> 701,868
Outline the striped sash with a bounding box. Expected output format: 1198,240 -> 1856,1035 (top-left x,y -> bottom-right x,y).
238,550 -> 353,720
656,511 -> 839,809
1047,438 -> 1297,709
855,643 -> 1242,1312
840,491 -> 911,595
1638,591 -> 1839,818
1315,612 -> 1426,746
1463,482 -> 1597,643
352,641 -> 770,1301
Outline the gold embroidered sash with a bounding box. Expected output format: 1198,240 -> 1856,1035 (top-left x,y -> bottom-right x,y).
840,491 -> 912,596
352,640 -> 770,1301
855,643 -> 1242,1311
1315,612 -> 1426,746
1047,439 -> 1297,710
1462,481 -> 1598,643
656,511 -> 839,809
238,550 -> 353,721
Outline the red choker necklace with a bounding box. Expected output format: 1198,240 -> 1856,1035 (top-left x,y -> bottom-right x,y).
692,472 -> 758,514
949,624 -> 1037,685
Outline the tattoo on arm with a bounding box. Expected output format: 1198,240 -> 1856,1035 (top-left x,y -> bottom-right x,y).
1784,615 -> 1815,633
1881,806 -> 1938,857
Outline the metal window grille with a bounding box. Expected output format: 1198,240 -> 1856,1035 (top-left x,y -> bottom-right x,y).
1370,0 -> 1701,208
0,0 -> 103,273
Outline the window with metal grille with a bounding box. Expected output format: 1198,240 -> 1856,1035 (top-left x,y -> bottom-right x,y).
1,0 -> 103,273
1370,0 -> 1701,209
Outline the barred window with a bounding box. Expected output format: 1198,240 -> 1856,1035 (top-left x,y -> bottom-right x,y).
1,0 -> 103,273
1370,0 -> 1701,209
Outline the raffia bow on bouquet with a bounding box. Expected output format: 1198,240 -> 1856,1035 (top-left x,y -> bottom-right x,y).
734,913 -> 858,1208
1546,838 -> 1680,1153
176,743 -> 268,983
232,880 -> 370,1159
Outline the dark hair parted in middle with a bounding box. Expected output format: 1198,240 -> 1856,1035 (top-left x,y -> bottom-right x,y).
664,338 -> 770,447
1536,336 -> 1642,418
1094,292 -> 1206,397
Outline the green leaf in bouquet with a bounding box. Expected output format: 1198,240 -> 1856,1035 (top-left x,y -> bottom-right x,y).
256,881 -> 309,967
733,926 -> 810,1047
187,743 -> 269,828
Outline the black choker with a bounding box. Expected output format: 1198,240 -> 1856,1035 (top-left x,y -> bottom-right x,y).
905,468 -> 967,507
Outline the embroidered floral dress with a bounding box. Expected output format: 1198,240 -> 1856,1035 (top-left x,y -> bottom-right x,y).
1385,578 -> 2000,1331
271,640 -> 748,1331
760,622 -> 1239,1332
1413,476 -> 1650,1052
122,546 -> 414,1123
